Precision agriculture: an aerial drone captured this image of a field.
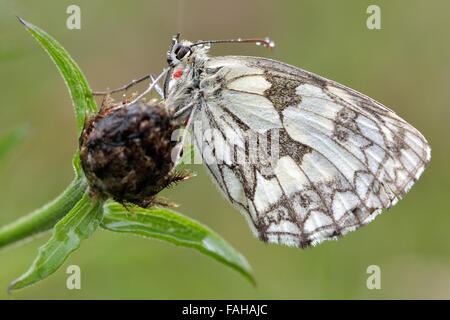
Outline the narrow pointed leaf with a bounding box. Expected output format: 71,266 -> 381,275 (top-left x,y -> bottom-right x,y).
18,17 -> 98,137
9,192 -> 103,291
72,151 -> 84,179
101,202 -> 254,285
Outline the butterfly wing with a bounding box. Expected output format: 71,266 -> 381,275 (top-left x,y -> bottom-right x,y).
193,55 -> 430,247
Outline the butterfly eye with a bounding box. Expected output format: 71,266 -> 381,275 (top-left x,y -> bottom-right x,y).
175,46 -> 191,60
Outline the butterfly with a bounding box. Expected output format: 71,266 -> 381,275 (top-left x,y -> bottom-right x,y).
131,35 -> 431,248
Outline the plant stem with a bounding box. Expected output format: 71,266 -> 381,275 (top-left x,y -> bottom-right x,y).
0,178 -> 87,249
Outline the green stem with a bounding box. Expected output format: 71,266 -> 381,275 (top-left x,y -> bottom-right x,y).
0,178 -> 87,249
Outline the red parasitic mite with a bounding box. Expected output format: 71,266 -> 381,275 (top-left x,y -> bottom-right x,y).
173,70 -> 183,78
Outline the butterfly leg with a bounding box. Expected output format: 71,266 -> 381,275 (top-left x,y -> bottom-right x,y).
149,74 -> 164,99
129,68 -> 169,104
92,74 -> 151,96
173,103 -> 195,119
168,101 -> 198,176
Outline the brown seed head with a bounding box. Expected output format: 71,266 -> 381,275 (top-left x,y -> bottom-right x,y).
79,98 -> 179,207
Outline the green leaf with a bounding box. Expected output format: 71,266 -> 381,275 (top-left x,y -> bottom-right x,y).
18,17 -> 98,137
72,150 -> 84,179
9,192 -> 103,291
101,202 -> 255,285
0,125 -> 27,168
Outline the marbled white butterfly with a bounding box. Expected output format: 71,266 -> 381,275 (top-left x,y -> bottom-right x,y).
137,35 -> 431,248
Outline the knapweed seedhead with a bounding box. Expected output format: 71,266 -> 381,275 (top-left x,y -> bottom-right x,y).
79,97 -> 181,207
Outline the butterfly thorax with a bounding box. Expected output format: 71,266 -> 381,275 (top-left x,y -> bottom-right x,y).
166,46 -> 211,122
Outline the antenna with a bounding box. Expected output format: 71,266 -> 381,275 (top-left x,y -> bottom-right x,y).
191,37 -> 275,50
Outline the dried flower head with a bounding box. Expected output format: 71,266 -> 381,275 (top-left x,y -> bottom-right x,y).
79,97 -> 186,207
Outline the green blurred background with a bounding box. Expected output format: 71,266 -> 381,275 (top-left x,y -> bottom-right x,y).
0,0 -> 449,299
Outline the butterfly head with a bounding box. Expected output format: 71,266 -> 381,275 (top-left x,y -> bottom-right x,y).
167,34 -> 199,68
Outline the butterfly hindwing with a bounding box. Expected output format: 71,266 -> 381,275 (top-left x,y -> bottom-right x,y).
190,55 -> 430,247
